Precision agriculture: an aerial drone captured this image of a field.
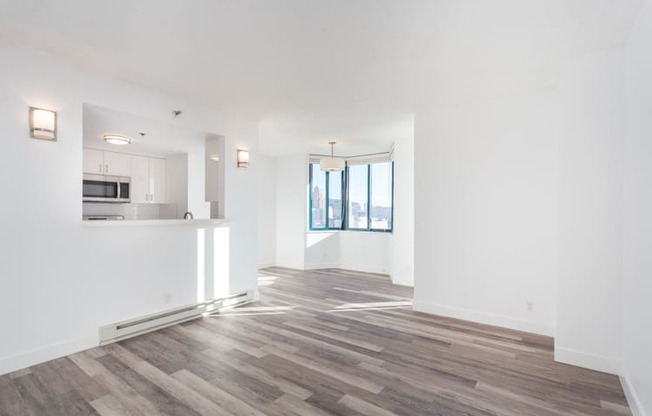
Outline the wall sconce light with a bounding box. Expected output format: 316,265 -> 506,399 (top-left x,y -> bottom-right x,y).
209,154 -> 220,162
237,149 -> 249,169
29,107 -> 57,141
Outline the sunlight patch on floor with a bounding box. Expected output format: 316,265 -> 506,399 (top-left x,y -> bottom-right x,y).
336,301 -> 413,309
328,300 -> 412,313
210,305 -> 296,318
209,311 -> 288,318
224,306 -> 296,313
328,306 -> 412,313
258,275 -> 279,287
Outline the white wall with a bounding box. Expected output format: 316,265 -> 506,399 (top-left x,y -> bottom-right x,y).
223,119 -> 259,296
340,232 -> 390,274
0,45 -> 259,375
305,232 -> 341,269
413,89 -> 558,336
304,232 -> 391,274
270,153 -> 395,275
622,0 -> 652,412
390,132 -> 415,286
275,154 -> 308,269
555,47 -> 625,374
257,154 -> 277,268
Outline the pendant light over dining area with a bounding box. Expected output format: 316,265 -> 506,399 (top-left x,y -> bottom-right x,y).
319,141 -> 345,172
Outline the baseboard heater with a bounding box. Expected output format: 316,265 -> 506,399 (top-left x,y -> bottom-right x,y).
99,290 -> 253,345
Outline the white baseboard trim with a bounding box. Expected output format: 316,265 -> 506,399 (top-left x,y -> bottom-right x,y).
338,262 -> 387,275
390,276 -> 414,287
0,335 -> 97,376
304,262 -> 340,270
620,372 -> 647,416
257,262 -> 276,269
554,347 -> 621,375
273,262 -> 306,270
412,300 -> 555,337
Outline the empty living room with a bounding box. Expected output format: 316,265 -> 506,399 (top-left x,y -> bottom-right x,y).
0,1 -> 650,415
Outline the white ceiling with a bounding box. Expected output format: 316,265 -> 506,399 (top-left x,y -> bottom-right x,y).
83,104 -> 208,158
0,0 -> 643,155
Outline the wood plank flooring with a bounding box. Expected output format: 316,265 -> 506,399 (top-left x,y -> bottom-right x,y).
0,267 -> 631,415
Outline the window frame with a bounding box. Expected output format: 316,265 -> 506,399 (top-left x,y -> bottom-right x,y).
346,164 -> 371,231
308,162 -> 394,233
308,165 -> 339,231
369,162 -> 394,232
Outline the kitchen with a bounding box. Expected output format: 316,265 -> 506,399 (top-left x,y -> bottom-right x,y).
0,45 -> 259,376
81,103 -> 225,223
76,102 -> 253,345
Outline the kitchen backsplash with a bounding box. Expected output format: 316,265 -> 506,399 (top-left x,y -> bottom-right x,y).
83,203 -> 177,220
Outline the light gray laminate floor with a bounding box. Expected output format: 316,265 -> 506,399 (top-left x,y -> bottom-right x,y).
0,268 -> 631,415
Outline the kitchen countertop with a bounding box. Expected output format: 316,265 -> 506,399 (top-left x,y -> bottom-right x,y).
82,219 -> 228,227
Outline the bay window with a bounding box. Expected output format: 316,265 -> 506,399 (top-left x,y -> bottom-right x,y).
309,160 -> 393,232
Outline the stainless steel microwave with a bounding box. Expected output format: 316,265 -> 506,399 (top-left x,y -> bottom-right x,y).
83,174 -> 131,203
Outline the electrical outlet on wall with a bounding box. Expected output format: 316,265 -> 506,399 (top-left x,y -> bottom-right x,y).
165,294 -> 172,304
526,301 -> 534,312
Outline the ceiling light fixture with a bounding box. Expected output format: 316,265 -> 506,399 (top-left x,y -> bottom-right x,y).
103,134 -> 132,145
320,141 -> 345,172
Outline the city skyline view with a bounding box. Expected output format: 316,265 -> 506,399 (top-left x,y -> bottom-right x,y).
310,162 -> 393,231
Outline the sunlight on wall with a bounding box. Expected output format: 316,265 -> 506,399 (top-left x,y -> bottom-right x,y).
213,227 -> 230,298
196,228 -> 205,302
306,232 -> 335,248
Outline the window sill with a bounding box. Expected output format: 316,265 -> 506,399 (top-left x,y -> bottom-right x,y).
307,229 -> 393,234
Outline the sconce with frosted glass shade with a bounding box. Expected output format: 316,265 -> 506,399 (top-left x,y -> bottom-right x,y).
237,149 -> 249,169
29,107 -> 57,141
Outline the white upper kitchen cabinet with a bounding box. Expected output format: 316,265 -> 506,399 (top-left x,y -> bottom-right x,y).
103,151 -> 131,176
83,148 -> 130,176
83,148 -> 104,174
149,157 -> 167,204
130,155 -> 150,203
130,155 -> 167,204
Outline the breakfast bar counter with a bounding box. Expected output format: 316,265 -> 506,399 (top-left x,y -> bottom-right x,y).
82,219 -> 227,227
